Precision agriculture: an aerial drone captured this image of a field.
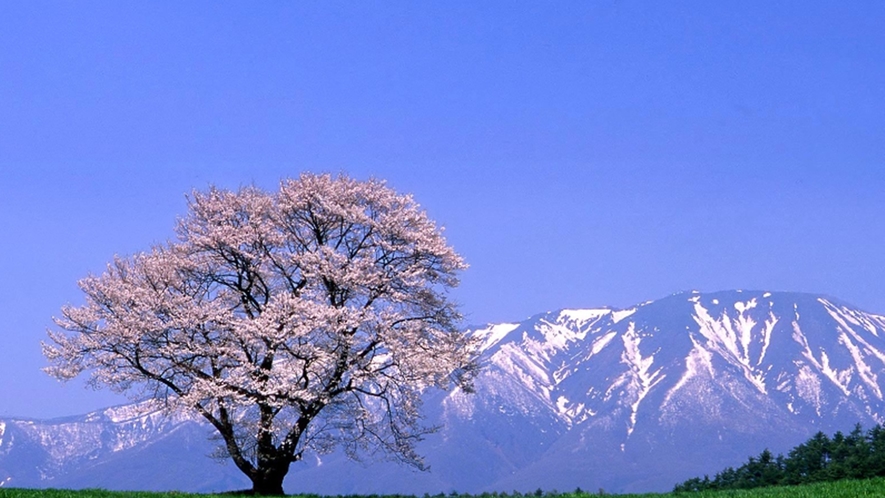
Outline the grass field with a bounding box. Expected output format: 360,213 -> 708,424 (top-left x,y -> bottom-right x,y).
3,478 -> 885,498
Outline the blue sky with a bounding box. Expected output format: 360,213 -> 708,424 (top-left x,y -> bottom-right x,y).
1,2 -> 884,418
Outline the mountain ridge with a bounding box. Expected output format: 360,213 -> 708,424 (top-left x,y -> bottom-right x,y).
4,290 -> 885,494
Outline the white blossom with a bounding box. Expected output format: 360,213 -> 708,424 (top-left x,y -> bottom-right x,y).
43,173 -> 476,495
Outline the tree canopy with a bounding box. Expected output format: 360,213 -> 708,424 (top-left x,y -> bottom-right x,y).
674,423 -> 885,492
44,173 -> 476,495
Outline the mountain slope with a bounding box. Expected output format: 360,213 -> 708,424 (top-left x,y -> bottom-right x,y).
4,290 -> 885,493
446,290 -> 885,492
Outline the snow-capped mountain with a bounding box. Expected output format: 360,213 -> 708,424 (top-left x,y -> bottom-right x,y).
4,290 -> 885,494
0,401 -> 248,491
435,290 -> 885,492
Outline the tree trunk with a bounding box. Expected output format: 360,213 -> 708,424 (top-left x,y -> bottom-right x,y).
250,463 -> 289,496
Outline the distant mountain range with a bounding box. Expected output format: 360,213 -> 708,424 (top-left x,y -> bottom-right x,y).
4,290 -> 885,494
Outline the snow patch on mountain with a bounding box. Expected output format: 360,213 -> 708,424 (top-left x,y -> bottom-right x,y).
662,335 -> 713,407
590,331 -> 617,357
618,323 -> 664,436
795,365 -> 823,415
611,308 -> 636,324
474,322 -> 520,350
692,300 -> 767,394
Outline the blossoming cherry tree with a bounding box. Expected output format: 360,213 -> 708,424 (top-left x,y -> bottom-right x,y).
44,173 -> 475,496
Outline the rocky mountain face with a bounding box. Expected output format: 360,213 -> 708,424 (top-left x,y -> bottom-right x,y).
4,290 -> 885,494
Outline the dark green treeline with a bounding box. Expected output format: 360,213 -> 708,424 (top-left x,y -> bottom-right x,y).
675,424 -> 885,492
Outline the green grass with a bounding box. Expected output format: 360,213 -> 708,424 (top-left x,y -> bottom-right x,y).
4,478 -> 885,498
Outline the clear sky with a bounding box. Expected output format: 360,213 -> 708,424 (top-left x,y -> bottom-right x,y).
1,2 -> 884,418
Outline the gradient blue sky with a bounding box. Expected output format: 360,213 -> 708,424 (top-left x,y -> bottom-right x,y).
2,2 -> 884,418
